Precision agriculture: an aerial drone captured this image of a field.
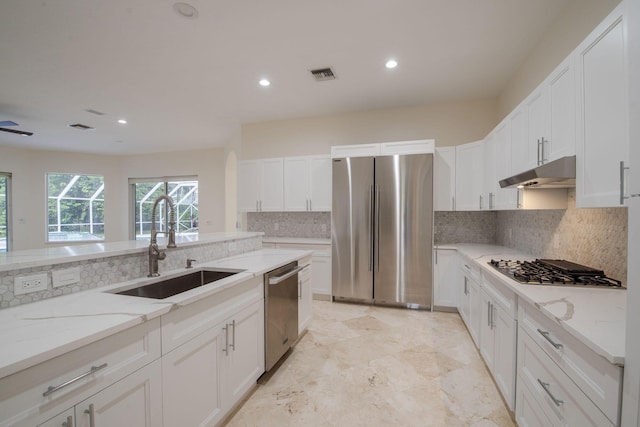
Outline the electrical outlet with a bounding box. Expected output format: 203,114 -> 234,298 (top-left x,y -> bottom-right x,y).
14,273 -> 48,296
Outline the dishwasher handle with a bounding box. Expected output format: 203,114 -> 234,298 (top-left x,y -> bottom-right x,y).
268,265 -> 308,285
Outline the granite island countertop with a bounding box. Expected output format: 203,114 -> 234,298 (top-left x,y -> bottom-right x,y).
437,243 -> 626,365
0,248 -> 311,379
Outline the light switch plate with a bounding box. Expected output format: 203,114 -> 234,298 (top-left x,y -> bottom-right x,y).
14,273 -> 48,296
52,267 -> 81,288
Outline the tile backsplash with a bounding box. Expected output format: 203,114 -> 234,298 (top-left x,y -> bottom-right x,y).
495,190 -> 627,285
434,211 -> 497,245
247,212 -> 331,238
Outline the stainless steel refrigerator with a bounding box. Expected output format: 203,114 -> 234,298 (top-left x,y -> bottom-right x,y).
331,153 -> 434,308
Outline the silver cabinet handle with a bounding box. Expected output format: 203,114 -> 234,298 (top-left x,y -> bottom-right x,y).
537,138 -> 543,165
479,195 -> 483,210
43,363 -> 108,397
223,324 -> 229,354
299,279 -> 302,299
230,320 -> 236,351
541,137 -> 548,164
84,403 -> 96,427
375,184 -> 380,272
368,184 -> 374,272
537,379 -> 564,406
537,328 -> 563,349
259,200 -> 262,211
435,249 -> 438,265
452,196 -> 455,211
62,415 -> 73,427
620,161 -> 630,205
309,199 -> 312,211
464,277 -> 468,295
516,189 -> 522,209
489,193 -> 494,210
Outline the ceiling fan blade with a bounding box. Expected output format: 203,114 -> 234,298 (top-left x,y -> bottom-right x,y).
0,127 -> 33,136
0,121 -> 19,127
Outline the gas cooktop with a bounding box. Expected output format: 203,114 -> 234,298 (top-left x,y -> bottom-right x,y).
488,259 -> 623,288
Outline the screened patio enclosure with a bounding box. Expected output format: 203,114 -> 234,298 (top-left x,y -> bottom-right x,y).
47,173 -> 104,242
134,180 -> 198,240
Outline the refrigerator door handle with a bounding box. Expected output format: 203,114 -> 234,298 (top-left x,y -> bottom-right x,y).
375,184 -> 381,272
369,184 -> 374,272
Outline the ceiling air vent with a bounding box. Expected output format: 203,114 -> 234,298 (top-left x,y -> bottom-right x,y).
310,67 -> 336,82
68,123 -> 95,130
84,109 -> 105,116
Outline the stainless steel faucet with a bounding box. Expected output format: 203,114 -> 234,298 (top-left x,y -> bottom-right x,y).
148,194 -> 177,277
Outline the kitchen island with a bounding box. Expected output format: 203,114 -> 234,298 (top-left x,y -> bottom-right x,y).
0,245 -> 312,427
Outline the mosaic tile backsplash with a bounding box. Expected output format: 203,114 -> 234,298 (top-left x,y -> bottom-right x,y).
247,212 -> 331,238
434,211 -> 497,245
496,190 -> 628,286
0,236 -> 262,309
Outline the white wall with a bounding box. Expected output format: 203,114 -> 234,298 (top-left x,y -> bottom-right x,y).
498,0 -> 621,118
0,145 -> 226,250
241,99 -> 498,159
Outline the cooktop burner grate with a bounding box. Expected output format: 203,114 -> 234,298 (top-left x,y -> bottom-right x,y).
488,259 -> 623,288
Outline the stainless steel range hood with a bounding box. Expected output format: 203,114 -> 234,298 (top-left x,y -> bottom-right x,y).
499,156 -> 576,189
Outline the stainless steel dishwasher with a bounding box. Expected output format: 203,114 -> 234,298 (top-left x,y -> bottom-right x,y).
264,261 -> 303,371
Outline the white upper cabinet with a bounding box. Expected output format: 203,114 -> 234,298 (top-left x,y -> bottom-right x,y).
511,56 -> 577,176
483,132 -> 496,210
575,3 -> 629,207
455,140 -> 484,211
493,120 -> 518,210
284,155 -> 331,212
547,56 -> 576,161
238,158 -> 284,212
434,147 -> 456,211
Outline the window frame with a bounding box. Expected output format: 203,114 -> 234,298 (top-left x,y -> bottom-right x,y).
45,172 -> 105,244
0,172 -> 12,252
128,176 -> 199,241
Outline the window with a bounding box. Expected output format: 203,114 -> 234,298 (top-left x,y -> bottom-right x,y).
0,173 -> 10,252
47,173 -> 104,242
130,177 -> 198,240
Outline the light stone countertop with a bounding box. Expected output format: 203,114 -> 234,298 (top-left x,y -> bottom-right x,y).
0,232 -> 264,272
443,243 -> 626,366
262,237 -> 331,245
0,248 -> 310,379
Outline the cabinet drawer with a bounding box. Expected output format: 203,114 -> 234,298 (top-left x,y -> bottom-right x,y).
0,318 -> 161,427
518,328 -> 614,427
516,376 -> 555,427
161,276 -> 263,354
519,302 -> 621,425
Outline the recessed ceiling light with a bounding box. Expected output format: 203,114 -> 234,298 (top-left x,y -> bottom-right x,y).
118,119 -> 127,124
173,2 -> 198,19
385,59 -> 398,69
259,79 -> 271,87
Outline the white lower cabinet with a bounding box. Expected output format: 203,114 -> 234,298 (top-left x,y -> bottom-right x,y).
458,259 -> 481,347
433,248 -> 458,309
479,273 -> 517,411
221,300 -> 265,410
162,286 -> 265,427
517,327 -> 614,427
162,325 -> 225,427
40,360 -> 162,427
515,378 -> 555,427
74,360 -> 162,427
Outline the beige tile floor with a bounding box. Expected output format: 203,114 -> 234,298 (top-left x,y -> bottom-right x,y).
225,300 -> 515,427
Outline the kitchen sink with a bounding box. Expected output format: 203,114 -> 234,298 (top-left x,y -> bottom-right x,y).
115,269 -> 244,299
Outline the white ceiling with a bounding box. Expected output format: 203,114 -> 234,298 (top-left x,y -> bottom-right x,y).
0,0 -> 569,155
